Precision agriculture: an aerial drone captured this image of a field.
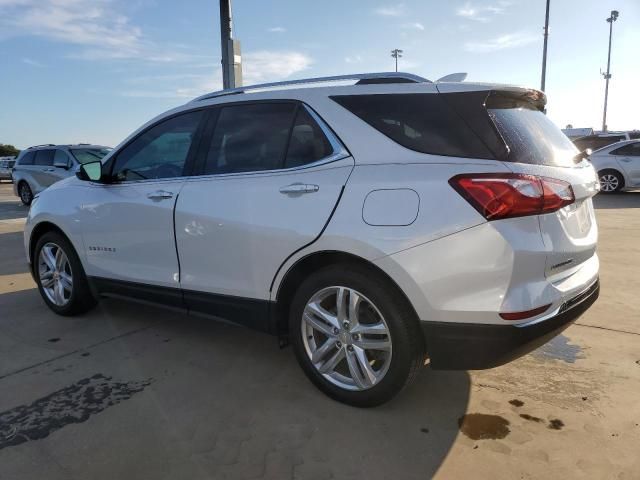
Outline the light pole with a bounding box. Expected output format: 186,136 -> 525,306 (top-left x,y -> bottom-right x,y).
219,0 -> 242,89
390,49 -> 403,72
602,9 -> 619,132
540,0 -> 551,91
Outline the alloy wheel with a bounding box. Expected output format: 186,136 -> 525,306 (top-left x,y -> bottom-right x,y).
599,174 -> 619,192
301,286 -> 392,391
38,242 -> 73,306
20,184 -> 31,204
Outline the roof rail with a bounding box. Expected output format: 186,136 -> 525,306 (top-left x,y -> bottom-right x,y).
27,144 -> 55,149
191,72 -> 430,102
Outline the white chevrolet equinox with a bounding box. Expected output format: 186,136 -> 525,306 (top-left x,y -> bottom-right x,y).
25,73 -> 600,406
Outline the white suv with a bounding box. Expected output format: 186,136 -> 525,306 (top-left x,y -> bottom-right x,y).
24,73 -> 600,406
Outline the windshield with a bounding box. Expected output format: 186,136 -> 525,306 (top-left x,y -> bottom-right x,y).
70,148 -> 112,164
488,95 -> 578,167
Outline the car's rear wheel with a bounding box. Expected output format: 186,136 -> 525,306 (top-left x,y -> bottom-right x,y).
34,231 -> 97,316
19,182 -> 33,206
598,169 -> 624,193
289,264 -> 424,407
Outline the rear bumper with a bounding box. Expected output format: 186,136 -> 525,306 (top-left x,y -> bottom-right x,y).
422,279 -> 600,370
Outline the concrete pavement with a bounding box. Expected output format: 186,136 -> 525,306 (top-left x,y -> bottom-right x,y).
0,182 -> 638,479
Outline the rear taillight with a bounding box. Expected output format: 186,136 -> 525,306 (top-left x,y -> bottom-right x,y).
449,173 -> 574,221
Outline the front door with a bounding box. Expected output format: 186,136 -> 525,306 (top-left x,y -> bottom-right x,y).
79,109 -> 205,297
175,102 -> 353,328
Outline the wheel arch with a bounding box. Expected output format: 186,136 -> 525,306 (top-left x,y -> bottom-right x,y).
272,250 -> 421,337
29,221 -> 75,268
597,168 -> 626,191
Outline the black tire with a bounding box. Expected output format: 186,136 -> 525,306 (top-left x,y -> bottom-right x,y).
19,181 -> 33,206
598,169 -> 624,194
289,264 -> 425,407
34,231 -> 98,316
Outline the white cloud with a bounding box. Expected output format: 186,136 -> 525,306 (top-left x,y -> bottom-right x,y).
122,51 -> 313,99
374,4 -> 405,17
456,1 -> 511,22
0,0 -> 198,63
22,57 -> 44,67
268,26 -> 286,33
345,55 -> 363,64
464,32 -> 538,53
402,22 -> 424,31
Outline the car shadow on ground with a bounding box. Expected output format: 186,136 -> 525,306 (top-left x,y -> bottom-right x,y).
0,292 -> 471,479
0,202 -> 28,221
592,191 -> 640,209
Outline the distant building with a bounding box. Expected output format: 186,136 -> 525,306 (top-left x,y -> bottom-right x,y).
562,127 -> 594,139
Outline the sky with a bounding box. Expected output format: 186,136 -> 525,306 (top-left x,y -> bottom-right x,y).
1,0 -> 639,149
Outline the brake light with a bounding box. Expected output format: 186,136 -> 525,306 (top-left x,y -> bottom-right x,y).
449,173 -> 574,220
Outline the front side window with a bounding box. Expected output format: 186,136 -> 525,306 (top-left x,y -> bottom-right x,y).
71,147 -> 112,164
34,149 -> 54,166
204,103 -> 296,175
54,150 -> 70,166
112,110 -> 203,181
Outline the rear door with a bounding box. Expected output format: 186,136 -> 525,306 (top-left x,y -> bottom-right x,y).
611,143 -> 640,185
175,101 -> 353,327
32,149 -> 56,192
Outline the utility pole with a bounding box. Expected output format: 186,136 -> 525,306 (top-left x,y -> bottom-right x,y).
219,0 -> 242,89
602,10 -> 619,132
390,49 -> 403,72
540,0 -> 550,91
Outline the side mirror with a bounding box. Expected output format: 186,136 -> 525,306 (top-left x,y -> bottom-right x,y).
76,161 -> 103,182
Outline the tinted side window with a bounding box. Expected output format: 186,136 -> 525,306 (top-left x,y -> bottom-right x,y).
284,108 -> 333,168
34,149 -> 55,166
611,143 -> 640,156
18,152 -> 35,165
331,93 -> 494,159
113,110 -> 203,181
54,149 -> 70,166
204,103 -> 296,174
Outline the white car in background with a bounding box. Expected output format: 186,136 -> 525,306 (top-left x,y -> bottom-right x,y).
23,72 -> 600,406
589,140 -> 640,193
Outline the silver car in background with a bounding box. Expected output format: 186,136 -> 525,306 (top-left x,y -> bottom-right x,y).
588,139 -> 640,193
12,144 -> 111,205
0,157 -> 16,182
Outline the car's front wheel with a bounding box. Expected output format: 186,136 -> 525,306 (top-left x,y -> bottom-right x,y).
19,182 -> 33,206
34,231 -> 97,316
289,264 -> 425,407
598,169 -> 624,193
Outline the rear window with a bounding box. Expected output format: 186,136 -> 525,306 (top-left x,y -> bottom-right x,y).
331,93 -> 495,159
486,94 -> 578,167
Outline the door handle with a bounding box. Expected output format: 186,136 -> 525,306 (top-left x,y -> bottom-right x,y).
45,168 -> 55,172
147,190 -> 174,200
279,183 -> 319,195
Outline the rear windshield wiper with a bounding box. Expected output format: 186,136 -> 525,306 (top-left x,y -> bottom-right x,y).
573,148 -> 592,164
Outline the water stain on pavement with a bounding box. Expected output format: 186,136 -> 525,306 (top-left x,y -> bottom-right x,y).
458,414 -> 510,440
520,413 -> 544,423
531,334 -> 584,363
548,419 -> 565,430
0,373 -> 152,451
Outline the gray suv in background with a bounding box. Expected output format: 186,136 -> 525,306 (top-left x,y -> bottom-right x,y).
12,144 -> 111,205
0,157 -> 16,182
